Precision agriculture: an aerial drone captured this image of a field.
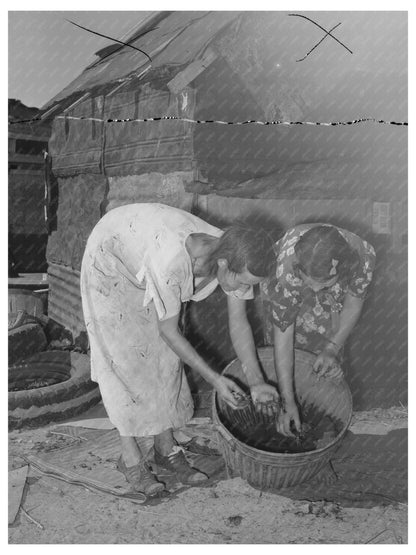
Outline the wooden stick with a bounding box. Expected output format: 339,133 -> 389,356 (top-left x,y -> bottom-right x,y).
365,528 -> 389,544
49,430 -> 87,441
21,507 -> 44,530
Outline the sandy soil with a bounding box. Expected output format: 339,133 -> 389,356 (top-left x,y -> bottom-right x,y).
8,407 -> 408,545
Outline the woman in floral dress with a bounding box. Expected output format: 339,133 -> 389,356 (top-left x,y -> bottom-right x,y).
262,223 -> 376,435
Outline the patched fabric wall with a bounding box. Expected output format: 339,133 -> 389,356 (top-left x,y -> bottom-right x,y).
9,171 -> 46,234
103,85 -> 195,176
105,172 -> 195,212
9,171 -> 48,272
50,96 -> 105,176
46,174 -> 107,270
49,86 -> 196,177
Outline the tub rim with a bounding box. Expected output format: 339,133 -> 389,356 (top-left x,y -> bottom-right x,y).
212,347 -> 353,459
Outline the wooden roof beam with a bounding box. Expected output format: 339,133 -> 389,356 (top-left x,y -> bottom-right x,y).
167,47 -> 217,95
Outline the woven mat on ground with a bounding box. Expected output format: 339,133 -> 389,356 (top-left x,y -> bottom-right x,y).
25,421 -> 407,508
25,420 -> 226,505
272,429 -> 408,508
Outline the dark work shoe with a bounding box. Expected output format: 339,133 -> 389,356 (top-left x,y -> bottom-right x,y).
117,456 -> 165,496
154,446 -> 209,485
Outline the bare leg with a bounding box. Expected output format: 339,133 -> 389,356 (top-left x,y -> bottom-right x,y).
153,428 -> 176,456
118,434 -> 165,495
120,435 -> 143,466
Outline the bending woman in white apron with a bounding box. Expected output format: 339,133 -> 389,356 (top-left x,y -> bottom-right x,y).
81,203 -> 279,496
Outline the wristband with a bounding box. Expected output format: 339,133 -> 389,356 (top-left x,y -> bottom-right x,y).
326,339 -> 342,352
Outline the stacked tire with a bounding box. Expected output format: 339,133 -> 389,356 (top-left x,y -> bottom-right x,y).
8,321 -> 48,365
9,351 -> 101,430
8,289 -> 48,365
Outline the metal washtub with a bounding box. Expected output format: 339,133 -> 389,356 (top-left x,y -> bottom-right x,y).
212,347 -> 353,490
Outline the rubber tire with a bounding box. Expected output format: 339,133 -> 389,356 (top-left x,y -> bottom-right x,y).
9,351 -> 101,430
8,323 -> 47,365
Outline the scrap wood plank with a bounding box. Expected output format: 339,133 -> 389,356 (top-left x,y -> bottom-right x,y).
9,465 -> 29,524
25,453 -> 147,504
8,273 -> 48,287
54,417 -> 115,430
167,47 -> 218,94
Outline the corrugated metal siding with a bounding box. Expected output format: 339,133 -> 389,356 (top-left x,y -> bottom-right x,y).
47,263 -> 85,338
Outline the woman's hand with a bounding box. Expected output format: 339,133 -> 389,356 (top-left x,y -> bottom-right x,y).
313,345 -> 341,379
323,363 -> 344,380
313,294 -> 364,380
276,401 -> 301,437
213,376 -> 248,410
250,383 -> 280,418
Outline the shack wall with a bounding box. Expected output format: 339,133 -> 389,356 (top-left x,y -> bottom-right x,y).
44,10 -> 406,409
185,195 -> 407,410
8,170 -> 48,272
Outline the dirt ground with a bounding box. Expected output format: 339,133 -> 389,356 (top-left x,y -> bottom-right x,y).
8,406 -> 408,545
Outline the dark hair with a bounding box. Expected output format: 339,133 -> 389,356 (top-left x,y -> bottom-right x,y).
206,224 -> 276,278
293,226 -> 361,282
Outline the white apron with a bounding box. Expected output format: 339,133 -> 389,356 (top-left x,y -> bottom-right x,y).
80,203 -> 253,436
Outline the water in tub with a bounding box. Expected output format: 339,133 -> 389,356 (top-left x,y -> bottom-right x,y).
226,403 -> 344,454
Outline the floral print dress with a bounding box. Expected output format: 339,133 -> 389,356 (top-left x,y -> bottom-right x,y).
262,223 -> 376,355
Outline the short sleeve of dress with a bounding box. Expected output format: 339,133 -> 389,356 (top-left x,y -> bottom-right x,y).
263,273 -> 302,332
224,286 -> 254,301
262,229 -> 303,332
136,251 -> 193,321
347,239 -> 376,299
